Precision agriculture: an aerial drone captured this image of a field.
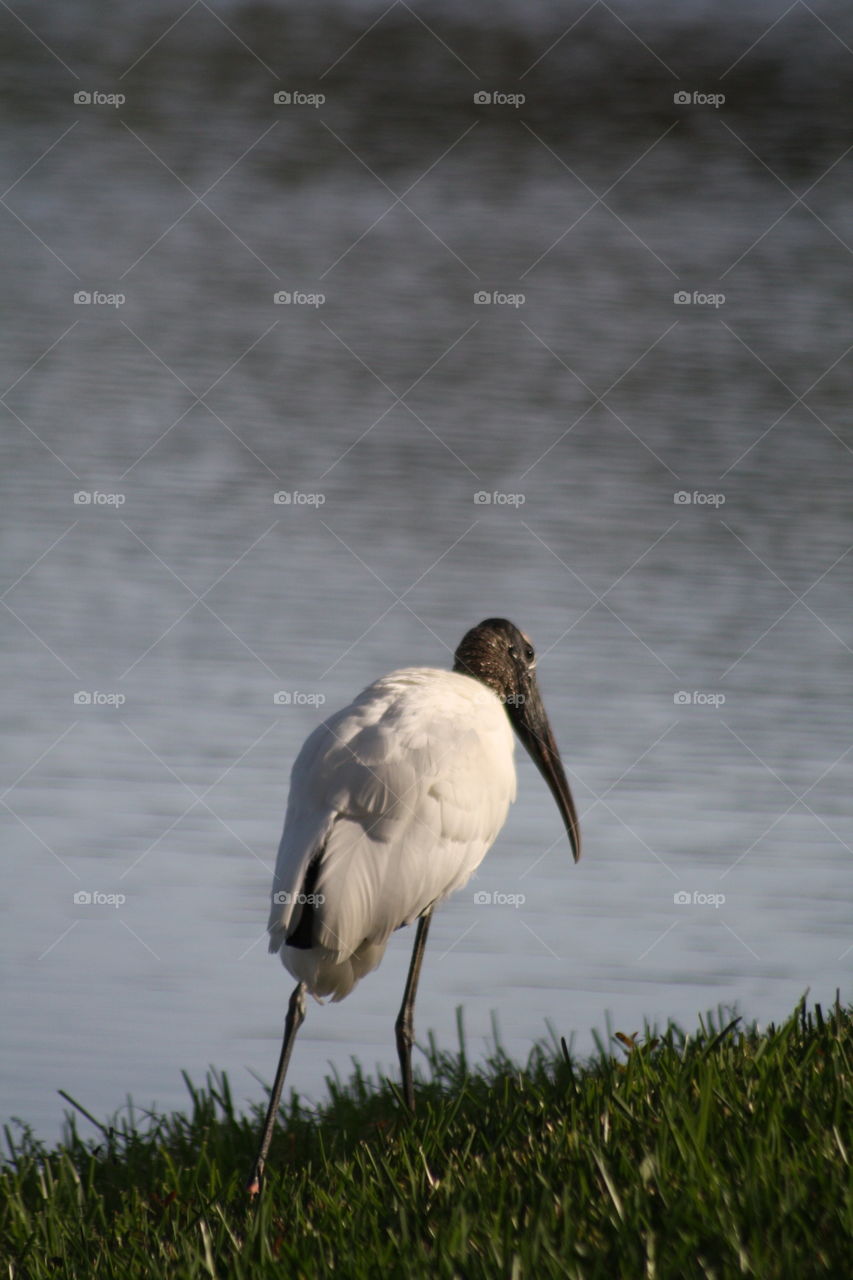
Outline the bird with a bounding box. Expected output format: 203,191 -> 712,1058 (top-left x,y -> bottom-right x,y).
247,617 -> 580,1194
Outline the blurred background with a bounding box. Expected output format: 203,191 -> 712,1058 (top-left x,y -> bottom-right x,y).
2,0 -> 851,1143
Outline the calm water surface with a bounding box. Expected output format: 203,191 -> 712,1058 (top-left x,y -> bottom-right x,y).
1,1 -> 851,1142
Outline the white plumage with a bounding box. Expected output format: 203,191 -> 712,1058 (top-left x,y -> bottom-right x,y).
247,618 -> 580,1194
268,667 -> 516,1000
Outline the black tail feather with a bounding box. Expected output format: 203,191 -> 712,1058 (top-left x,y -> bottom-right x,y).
285,854 -> 321,950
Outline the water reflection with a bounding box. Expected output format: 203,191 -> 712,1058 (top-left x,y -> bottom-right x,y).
2,1 -> 850,1141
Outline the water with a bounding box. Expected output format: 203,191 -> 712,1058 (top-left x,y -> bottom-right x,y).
2,1 -> 851,1144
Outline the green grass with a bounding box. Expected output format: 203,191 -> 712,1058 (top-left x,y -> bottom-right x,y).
2,998 -> 851,1279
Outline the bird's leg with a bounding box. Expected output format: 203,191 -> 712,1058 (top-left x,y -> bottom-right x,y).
247,980 -> 307,1196
395,907 -> 433,1111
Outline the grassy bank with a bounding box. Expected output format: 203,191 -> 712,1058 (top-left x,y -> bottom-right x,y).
2,999 -> 851,1278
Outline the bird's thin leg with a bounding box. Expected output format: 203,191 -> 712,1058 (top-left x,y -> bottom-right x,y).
395,907 -> 433,1111
247,980 -> 307,1196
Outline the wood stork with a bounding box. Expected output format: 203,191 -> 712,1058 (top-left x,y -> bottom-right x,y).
247,618 -> 580,1193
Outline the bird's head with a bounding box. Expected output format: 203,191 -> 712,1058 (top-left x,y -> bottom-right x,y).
453,618 -> 581,861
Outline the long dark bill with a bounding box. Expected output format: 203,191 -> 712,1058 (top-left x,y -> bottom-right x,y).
508,678 -> 581,862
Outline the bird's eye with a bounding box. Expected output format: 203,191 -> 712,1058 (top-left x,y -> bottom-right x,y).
525,645 -> 535,663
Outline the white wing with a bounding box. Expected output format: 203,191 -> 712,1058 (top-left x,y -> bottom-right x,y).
267,668 -> 516,976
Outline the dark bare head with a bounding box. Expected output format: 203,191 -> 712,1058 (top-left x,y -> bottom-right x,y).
453,618 -> 581,861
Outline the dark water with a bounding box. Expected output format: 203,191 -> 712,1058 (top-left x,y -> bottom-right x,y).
2,1 -> 851,1142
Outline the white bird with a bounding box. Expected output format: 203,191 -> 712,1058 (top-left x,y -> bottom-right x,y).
247,618 -> 580,1193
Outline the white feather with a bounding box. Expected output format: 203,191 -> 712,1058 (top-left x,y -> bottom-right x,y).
268,667 -> 516,1000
